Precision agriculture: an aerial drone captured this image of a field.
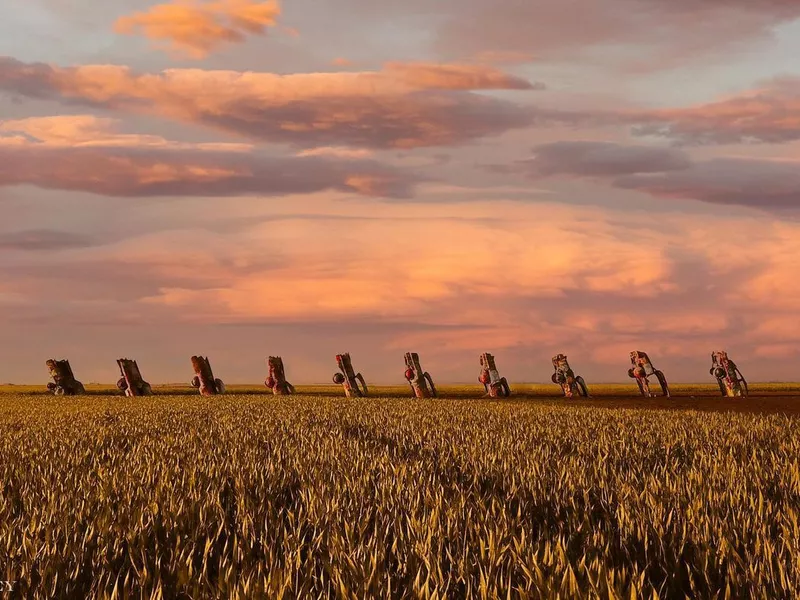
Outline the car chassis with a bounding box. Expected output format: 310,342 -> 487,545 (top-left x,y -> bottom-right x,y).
551,354 -> 589,398
116,358 -> 153,396
45,359 -> 86,395
190,355 -> 225,396
710,351 -> 748,397
265,356 -> 295,395
404,352 -> 437,398
627,350 -> 669,397
333,353 -> 368,398
478,353 -> 510,398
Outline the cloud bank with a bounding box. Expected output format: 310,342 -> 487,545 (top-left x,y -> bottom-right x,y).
0,57 -> 542,149
4,197 -> 798,382
0,115 -> 418,197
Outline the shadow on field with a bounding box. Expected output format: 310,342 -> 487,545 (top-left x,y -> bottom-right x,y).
518,395 -> 800,415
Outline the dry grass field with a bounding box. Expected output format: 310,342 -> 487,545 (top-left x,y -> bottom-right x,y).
1,386 -> 799,598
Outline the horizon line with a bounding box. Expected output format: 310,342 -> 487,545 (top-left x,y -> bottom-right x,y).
4,381 -> 798,386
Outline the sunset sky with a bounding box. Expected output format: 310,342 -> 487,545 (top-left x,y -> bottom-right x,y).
2,0 -> 800,385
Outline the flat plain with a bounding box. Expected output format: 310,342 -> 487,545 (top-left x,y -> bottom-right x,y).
4,381 -> 800,413
1,385 -> 799,598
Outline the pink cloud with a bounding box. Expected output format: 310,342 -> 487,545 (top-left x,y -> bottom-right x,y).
0,114 -> 252,151
5,196 -> 798,381
0,115 -> 418,197
470,51 -> 537,66
114,0 -> 281,58
296,146 -> 373,159
0,57 -> 543,149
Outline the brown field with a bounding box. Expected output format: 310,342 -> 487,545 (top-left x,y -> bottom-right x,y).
1,386 -> 799,597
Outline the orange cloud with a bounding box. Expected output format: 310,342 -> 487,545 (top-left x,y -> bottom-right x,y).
114,0 -> 280,58
382,61 -> 540,91
735,224 -> 800,310
122,199 -> 703,323
0,56 -> 544,149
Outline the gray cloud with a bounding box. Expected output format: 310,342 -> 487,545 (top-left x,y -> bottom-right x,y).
431,0 -> 800,69
0,229 -> 100,251
518,141 -> 693,177
506,140 -> 800,211
614,158 -> 800,209
628,76 -> 800,146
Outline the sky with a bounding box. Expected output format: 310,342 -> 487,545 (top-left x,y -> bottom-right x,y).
2,0 -> 800,385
